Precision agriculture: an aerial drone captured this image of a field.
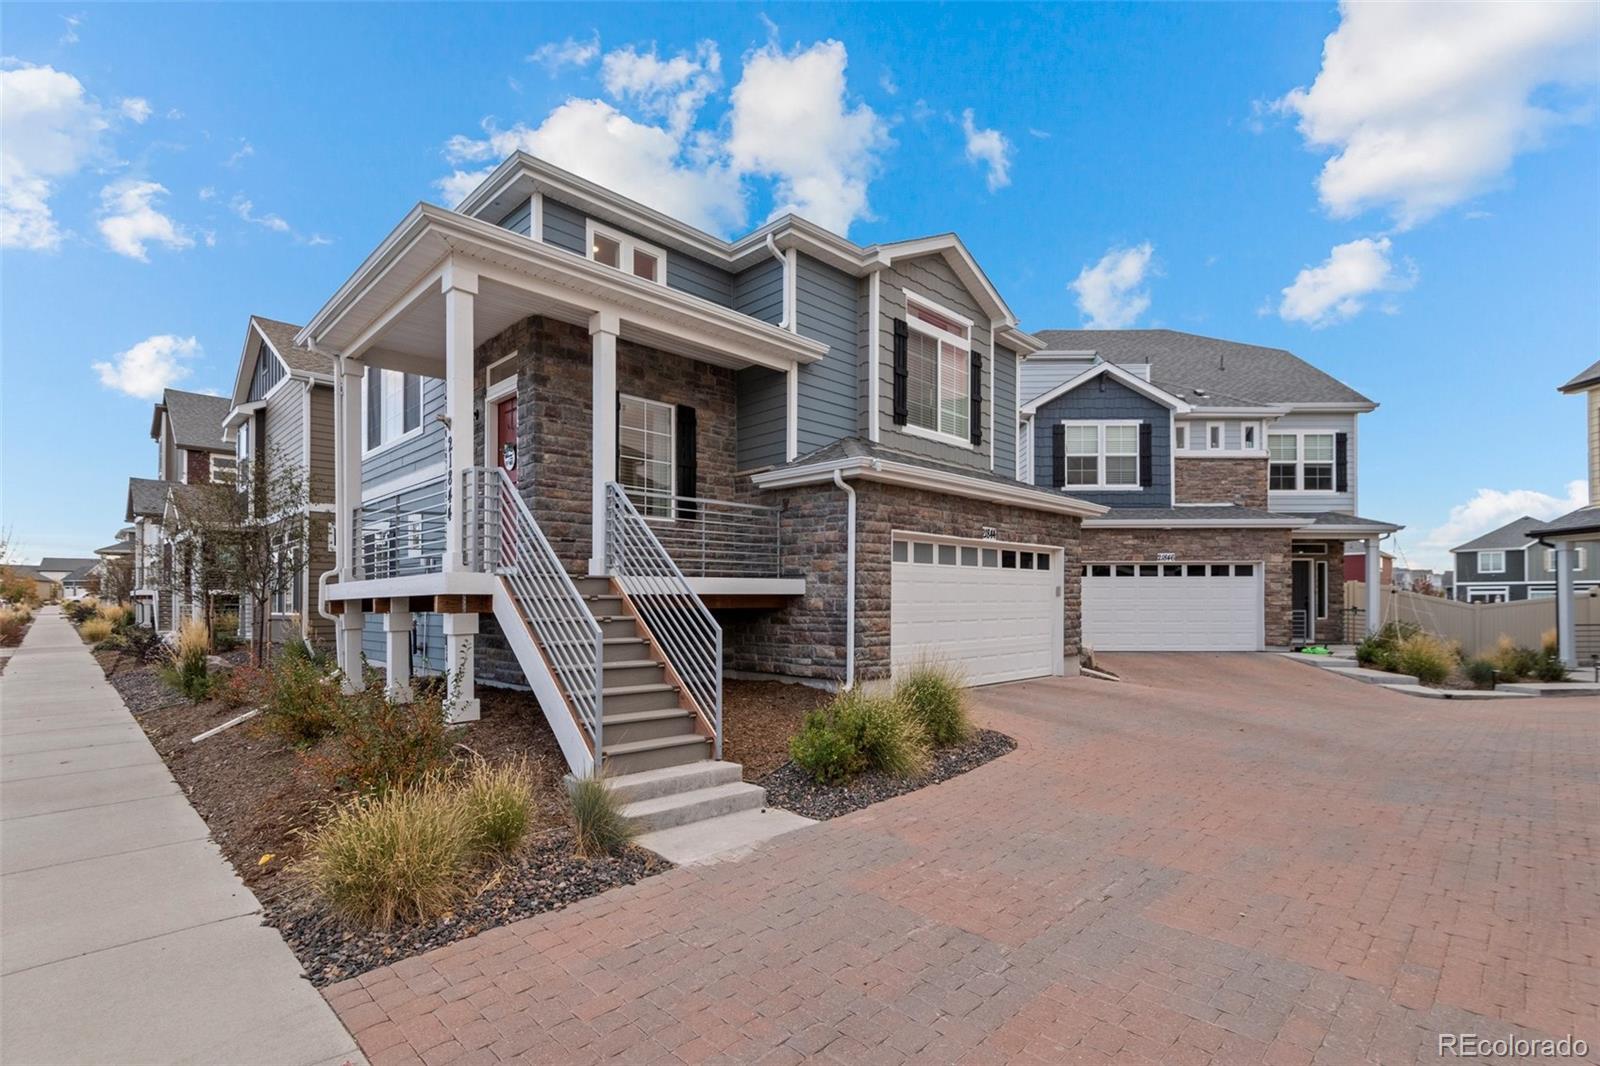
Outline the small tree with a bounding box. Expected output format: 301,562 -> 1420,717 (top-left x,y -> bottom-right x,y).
1410,574 -> 1439,597
101,556 -> 133,602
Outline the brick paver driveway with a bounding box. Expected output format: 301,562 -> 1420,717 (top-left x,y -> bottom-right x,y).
327,655 -> 1599,1065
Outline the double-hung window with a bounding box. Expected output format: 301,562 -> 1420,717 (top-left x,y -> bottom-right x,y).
903,294 -> 971,443
586,221 -> 664,285
618,395 -> 674,518
1302,434 -> 1335,490
1268,431 -> 1336,491
1546,546 -> 1587,572
1477,550 -> 1506,574
1268,434 -> 1297,490
365,368 -> 421,452
1063,421 -> 1138,488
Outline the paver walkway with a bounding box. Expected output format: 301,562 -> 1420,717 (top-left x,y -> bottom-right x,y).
0,607 -> 364,1066
327,654 -> 1599,1065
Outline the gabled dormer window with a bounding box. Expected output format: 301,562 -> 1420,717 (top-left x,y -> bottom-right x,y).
586,220 -> 664,285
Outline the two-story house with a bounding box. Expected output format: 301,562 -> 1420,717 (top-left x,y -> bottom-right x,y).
222,316 -> 338,649
125,477 -> 175,630
1451,515 -> 1599,602
1531,359 -> 1600,665
1017,330 -> 1401,650
299,151 -> 1103,778
37,557 -> 99,601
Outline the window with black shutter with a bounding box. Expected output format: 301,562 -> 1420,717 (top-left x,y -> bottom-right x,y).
892,318 -> 909,425
1334,432 -> 1349,493
1052,423 -> 1067,488
675,404 -> 698,520
969,349 -> 983,445
1138,422 -> 1153,488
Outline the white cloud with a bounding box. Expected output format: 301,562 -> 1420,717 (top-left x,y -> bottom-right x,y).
727,40 -> 888,233
198,185 -> 215,200
0,63 -> 110,251
1409,480 -> 1589,570
96,179 -> 192,260
224,140 -> 253,167
1278,236 -> 1415,327
118,96 -> 151,123
1275,1 -> 1600,228
1070,242 -> 1156,329
879,69 -> 899,96
231,194 -> 289,232
1027,127 -> 1051,140
601,40 -> 720,137
92,334 -> 201,399
59,13 -> 82,45
528,34 -> 600,73
960,109 -> 1013,192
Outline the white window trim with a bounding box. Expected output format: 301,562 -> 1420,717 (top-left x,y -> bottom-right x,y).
1316,560 -> 1329,620
584,219 -> 666,285
1060,419 -> 1142,491
1268,430 -> 1339,494
900,289 -> 975,447
483,373 -> 519,469
360,367 -> 426,459
1173,424 -> 1187,451
618,393 -> 676,521
1546,545 -> 1586,572
1465,586 -> 1508,603
1242,422 -> 1259,451
1207,422 -> 1224,451
1477,550 -> 1507,574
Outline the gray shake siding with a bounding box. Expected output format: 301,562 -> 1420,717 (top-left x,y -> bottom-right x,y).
793,254 -> 857,455
992,345 -> 1018,477
541,198 -> 585,255
362,376 -> 448,487
667,252 -> 735,306
308,384 -> 335,503
1029,377 -> 1172,509
265,377 -> 304,471
1455,549 -> 1527,584
1265,411 -> 1357,514
733,258 -> 786,470
873,253 -> 995,473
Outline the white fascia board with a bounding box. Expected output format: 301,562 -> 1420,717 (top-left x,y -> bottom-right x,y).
1283,401 -> 1378,414
996,325 -> 1046,354
1085,516 -> 1307,529
1020,361 -> 1193,415
751,456 -> 1109,519
223,400 -> 266,430
1181,405 -> 1292,418
1295,521 -> 1403,537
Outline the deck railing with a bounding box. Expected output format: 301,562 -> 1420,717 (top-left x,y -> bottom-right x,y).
353,475 -> 449,579
625,489 -> 783,579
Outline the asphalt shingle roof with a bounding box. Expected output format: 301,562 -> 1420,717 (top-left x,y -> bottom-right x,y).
37,557 -> 98,574
1529,506 -> 1600,539
253,316 -> 332,375
158,389 -> 233,452
1559,359 -> 1600,395
126,477 -> 175,520
1451,515 -> 1544,553
1028,329 -> 1373,408
94,541 -> 133,556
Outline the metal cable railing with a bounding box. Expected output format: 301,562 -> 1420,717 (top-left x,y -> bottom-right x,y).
605,482 -> 722,759
624,489 -> 783,578
354,475 -> 449,579
464,467 -> 604,757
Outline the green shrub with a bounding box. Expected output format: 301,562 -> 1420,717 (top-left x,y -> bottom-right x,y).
895,662 -> 971,747
258,653 -> 338,746
459,758 -> 538,855
1541,627 -> 1559,657
80,617 -> 114,643
1392,632 -> 1457,686
299,782 -> 471,929
836,690 -> 929,778
1533,653 -> 1568,683
568,773 -> 634,858
1463,658 -> 1498,689
64,599 -> 100,624
1356,621 -> 1424,673
790,710 -> 863,784
0,606 -> 32,646
313,680 -> 452,795
1490,637 -> 1541,680
160,618 -> 213,701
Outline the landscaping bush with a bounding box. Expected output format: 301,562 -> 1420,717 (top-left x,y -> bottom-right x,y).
568,773 -> 635,858
98,624 -> 166,662
313,679 -> 452,795
789,710 -> 863,785
1355,621 -> 1421,671
895,662 -> 971,747
215,664 -> 266,711
160,617 -> 213,702
99,603 -> 132,629
1463,658 -> 1498,689
1541,628 -> 1558,657
460,758 -> 539,855
1392,632 -> 1457,686
1490,637 -> 1541,680
65,599 -> 100,624
257,653 -> 338,746
1533,653 -> 1568,683
789,688 -> 931,784
80,617 -> 115,643
0,605 -> 34,646
299,782 -> 472,929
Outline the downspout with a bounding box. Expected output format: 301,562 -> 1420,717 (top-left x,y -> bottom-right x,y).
764,234 -> 790,330
832,469 -> 856,690
314,346 -> 341,628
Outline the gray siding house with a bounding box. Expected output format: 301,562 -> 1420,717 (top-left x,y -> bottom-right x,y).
1452,514 -> 1600,602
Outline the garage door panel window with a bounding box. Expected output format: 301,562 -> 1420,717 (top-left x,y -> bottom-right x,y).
1062,421 -> 1140,489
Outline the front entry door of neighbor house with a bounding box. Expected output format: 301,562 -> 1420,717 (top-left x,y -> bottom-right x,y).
1291,559 -> 1313,644
495,396 -> 519,569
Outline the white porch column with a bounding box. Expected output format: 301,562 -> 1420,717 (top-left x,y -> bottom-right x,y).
589,310 -> 620,576
1555,539 -> 1577,666
333,358 -> 365,688
382,607 -> 413,703
335,611 -> 365,693
1365,538 -> 1382,636
442,612 -> 481,723
442,262 -> 478,574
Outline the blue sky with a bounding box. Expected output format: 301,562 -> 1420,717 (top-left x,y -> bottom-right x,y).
2,2 -> 1596,569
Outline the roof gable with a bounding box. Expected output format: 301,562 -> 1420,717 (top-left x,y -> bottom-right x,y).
1451,515 -> 1544,553
159,389 -> 232,452
1020,360 -> 1191,416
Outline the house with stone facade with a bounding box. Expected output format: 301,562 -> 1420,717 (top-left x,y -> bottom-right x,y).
299,151 -> 1104,781
1017,331 -> 1402,650
221,316 -> 338,649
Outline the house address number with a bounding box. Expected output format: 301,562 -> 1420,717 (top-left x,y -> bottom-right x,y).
981,527 -> 999,541
1156,552 -> 1177,562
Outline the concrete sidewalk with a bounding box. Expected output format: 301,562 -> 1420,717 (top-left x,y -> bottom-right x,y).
0,607 -> 363,1066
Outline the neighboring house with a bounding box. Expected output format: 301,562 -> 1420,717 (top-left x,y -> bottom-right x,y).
37,557 -> 99,600
222,316 -> 337,649
93,530 -> 136,600
125,477 -> 177,631
301,150 -> 1101,777
1448,515 -> 1599,602
151,389 -> 235,486
1392,566 -> 1446,594
1531,359 -> 1600,665
1343,549 -> 1394,586
1016,331 -> 1402,650
3,565 -> 55,603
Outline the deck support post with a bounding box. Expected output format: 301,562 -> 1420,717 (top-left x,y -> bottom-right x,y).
442,612 -> 481,723
383,609 -> 414,703
335,610 -> 365,694
589,310 -> 619,576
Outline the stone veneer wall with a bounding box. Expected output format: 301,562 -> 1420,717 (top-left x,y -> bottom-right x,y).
1290,540 -> 1348,642
1174,457 -> 1268,508
1081,526 -> 1294,647
185,449 -> 213,485
724,481 -> 1084,685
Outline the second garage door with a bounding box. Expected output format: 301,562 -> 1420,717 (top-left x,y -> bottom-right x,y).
1083,561 -> 1262,651
891,536 -> 1062,685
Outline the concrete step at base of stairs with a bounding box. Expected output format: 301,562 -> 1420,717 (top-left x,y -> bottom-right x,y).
635,807 -> 816,865
620,781 -> 767,833
603,732 -> 712,774
607,761 -> 744,804
603,706 -> 701,745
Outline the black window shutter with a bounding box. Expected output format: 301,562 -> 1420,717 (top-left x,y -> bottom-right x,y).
969,349 -> 983,445
1052,423 -> 1067,488
892,318 -> 909,425
1139,422 -> 1153,488
1335,432 -> 1349,493
675,404 -> 698,519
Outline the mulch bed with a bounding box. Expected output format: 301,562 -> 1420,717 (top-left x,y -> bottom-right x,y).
758,728 -> 1017,821
721,679 -> 832,777
266,829 -> 669,987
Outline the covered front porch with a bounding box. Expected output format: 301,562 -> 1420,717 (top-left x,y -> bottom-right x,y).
1287,512 -> 1403,645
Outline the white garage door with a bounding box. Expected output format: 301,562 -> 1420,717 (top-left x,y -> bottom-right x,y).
1083,562 -> 1262,651
891,536 -> 1061,685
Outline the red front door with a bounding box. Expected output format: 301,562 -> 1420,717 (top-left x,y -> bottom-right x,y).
495,397 -> 518,475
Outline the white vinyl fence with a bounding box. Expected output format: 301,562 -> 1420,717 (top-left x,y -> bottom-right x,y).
1346,581 -> 1600,661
